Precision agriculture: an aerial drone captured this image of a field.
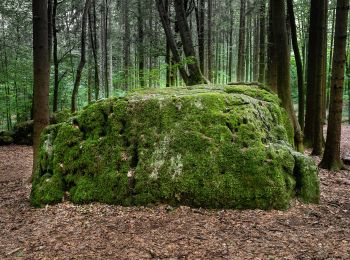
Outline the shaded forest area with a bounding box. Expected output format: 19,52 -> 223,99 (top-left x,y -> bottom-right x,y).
0,0 -> 350,169
0,0 -> 349,121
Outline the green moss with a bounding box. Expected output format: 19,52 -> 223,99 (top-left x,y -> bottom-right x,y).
31,85 -> 319,209
50,109 -> 72,124
30,172 -> 65,207
291,151 -> 320,204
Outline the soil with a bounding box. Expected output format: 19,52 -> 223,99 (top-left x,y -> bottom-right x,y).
0,126 -> 350,259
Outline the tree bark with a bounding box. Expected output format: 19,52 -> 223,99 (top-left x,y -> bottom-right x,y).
253,12 -> 260,82
122,0 -> 130,90
304,0 -> 328,154
137,0 -> 145,87
320,0 -> 349,170
173,0 -> 206,85
326,8 -> 336,112
89,0 -> 100,100
195,0 -> 205,74
287,0 -> 305,131
270,0 -> 303,151
207,0 -> 213,81
258,0 -> 266,83
48,0 -> 53,63
32,0 -> 50,173
71,0 -> 91,113
52,0 -> 59,112
236,0 -> 246,82
156,0 -> 190,85
266,0 -> 277,92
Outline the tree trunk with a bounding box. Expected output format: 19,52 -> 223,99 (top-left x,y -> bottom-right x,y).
173,0 -> 206,85
266,0 -> 277,92
320,0 -> 349,170
253,12 -> 260,82
122,0 -> 130,90
228,2 -> 234,82
137,0 -> 145,87
207,0 -> 213,81
237,0 -> 246,82
89,0 -> 100,100
48,0 -> 53,63
287,0 -> 305,131
304,0 -> 327,153
326,8 -> 336,112
258,0 -> 266,83
52,0 -> 59,112
71,0 -> 91,113
347,42 -> 350,124
156,0 -> 190,85
32,0 -> 50,173
271,0 -> 303,151
196,0 -> 205,74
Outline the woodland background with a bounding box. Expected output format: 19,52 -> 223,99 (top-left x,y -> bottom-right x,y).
0,0 -> 349,131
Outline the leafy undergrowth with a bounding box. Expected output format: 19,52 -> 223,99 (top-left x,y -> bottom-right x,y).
0,125 -> 349,258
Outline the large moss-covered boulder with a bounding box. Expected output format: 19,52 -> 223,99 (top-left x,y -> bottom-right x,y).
31,85 -> 319,209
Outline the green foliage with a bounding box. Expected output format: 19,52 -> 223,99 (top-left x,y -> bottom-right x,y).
31,85 -> 320,209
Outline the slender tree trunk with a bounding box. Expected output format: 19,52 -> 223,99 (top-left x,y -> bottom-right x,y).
228,2 -> 234,82
156,0 -> 190,85
347,41 -> 350,124
327,8 -> 336,112
122,0 -> 130,90
137,0 -> 145,87
48,0 -> 53,63
52,0 -> 59,112
108,6 -> 113,95
258,0 -> 266,83
321,2 -> 329,124
271,0 -> 303,151
253,12 -> 260,82
105,0 -> 112,98
164,0 -> 175,87
89,1 -> 100,100
321,0 -> 349,170
173,0 -> 207,85
32,0 -> 50,173
266,0 -> 277,92
304,0 -> 327,153
71,0 -> 91,113
196,0 -> 205,74
287,0 -> 305,131
314,0 -> 328,155
237,0 -> 246,82
207,0 -> 213,81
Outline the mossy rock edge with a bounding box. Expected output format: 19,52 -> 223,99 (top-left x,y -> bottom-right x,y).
31,85 -> 320,209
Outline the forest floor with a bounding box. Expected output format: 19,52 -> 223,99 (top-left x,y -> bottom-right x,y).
0,127 -> 350,259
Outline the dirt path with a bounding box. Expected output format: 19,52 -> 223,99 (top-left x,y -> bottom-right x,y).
0,127 -> 350,259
